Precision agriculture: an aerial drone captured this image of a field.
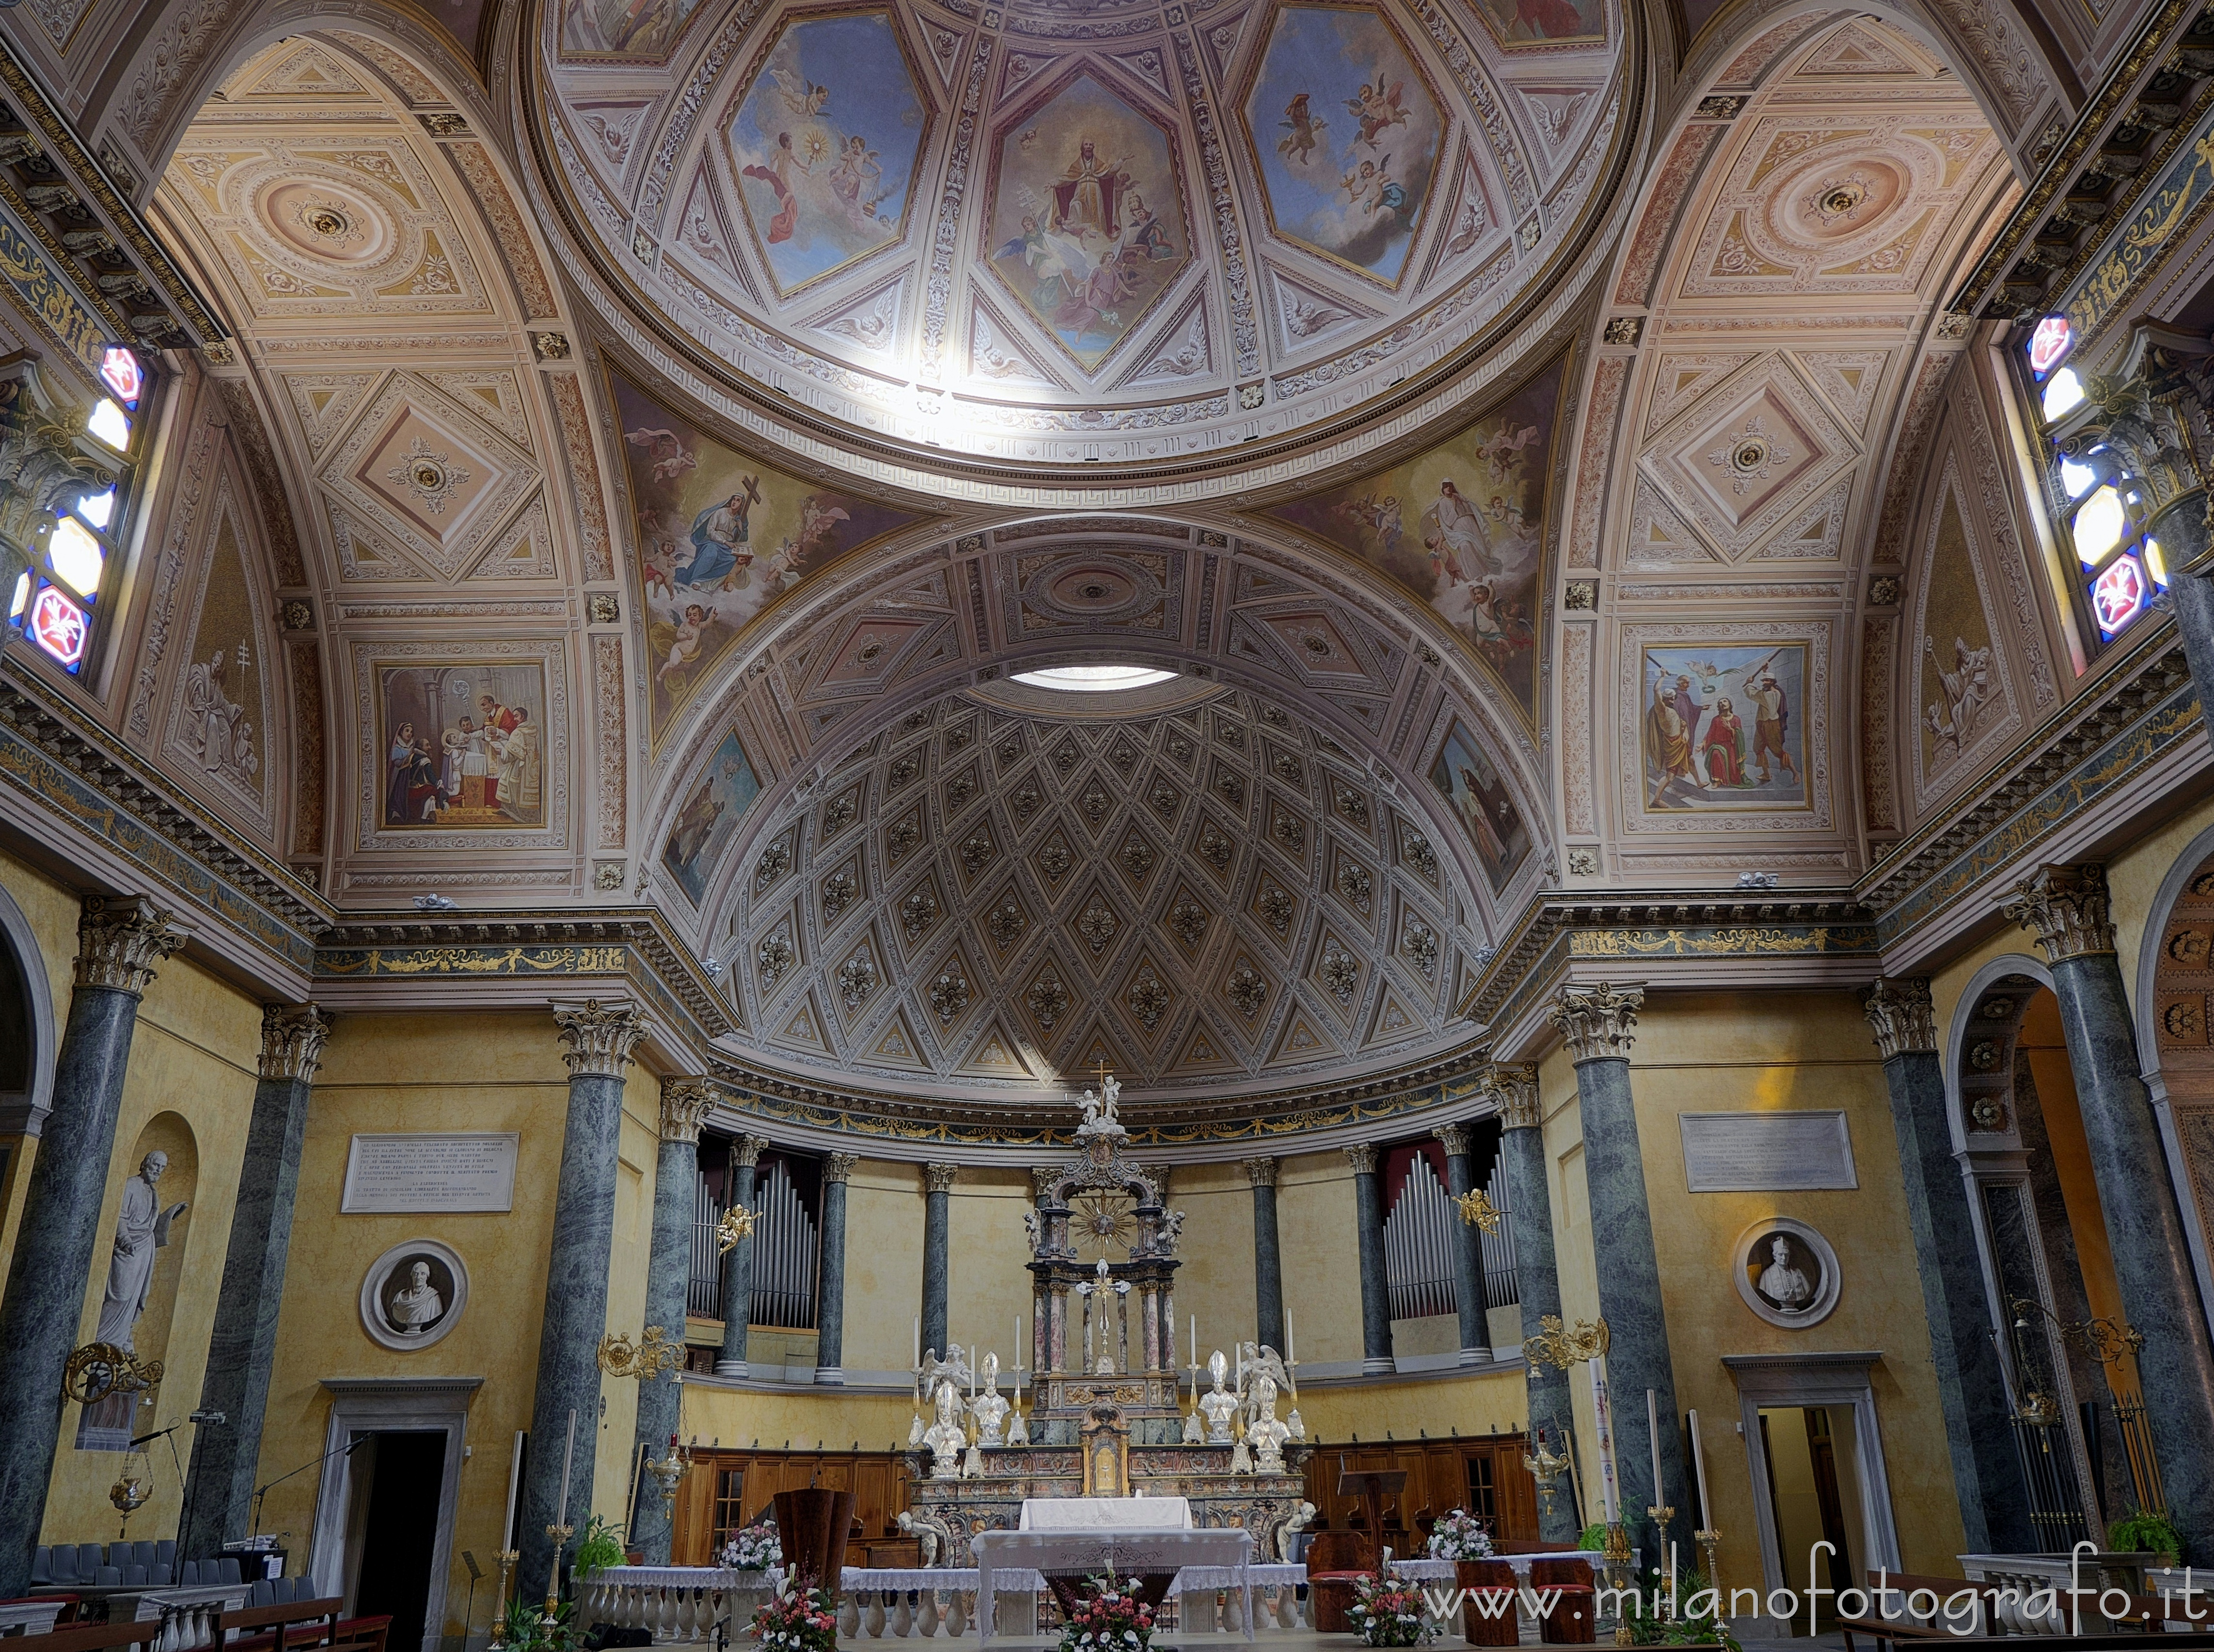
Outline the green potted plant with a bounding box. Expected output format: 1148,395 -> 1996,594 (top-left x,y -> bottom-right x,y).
573,1514 -> 627,1579
2109,1509 -> 2182,1569
1629,1568 -> 1739,1652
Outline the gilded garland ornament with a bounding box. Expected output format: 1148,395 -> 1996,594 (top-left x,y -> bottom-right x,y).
598,1325 -> 685,1382
1522,1314 -> 1609,1371
63,1341 -> 163,1405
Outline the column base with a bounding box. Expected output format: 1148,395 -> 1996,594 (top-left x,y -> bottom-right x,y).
1457,1347 -> 1485,1366
1361,1356 -> 1397,1375
714,1359 -> 747,1378
815,1365 -> 845,1385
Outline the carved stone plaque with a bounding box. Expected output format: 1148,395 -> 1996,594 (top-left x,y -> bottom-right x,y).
1678,1111 -> 1855,1192
342,1132 -> 519,1212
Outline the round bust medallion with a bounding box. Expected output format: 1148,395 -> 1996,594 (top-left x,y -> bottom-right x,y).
1733,1217 -> 1841,1329
359,1238 -> 470,1351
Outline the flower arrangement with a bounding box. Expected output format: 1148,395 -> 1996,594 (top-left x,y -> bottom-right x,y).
1427,1509 -> 1496,1561
1349,1573 -> 1435,1647
721,1519 -> 782,1572
749,1585 -> 837,1652
1057,1574 -> 1155,1652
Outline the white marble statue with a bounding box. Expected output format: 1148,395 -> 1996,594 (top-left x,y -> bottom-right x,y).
1756,1236 -> 1814,1312
1077,1074 -> 1125,1137
923,1378 -> 968,1477
93,1152 -> 188,1352
917,1343 -> 974,1408
1182,1409 -> 1202,1445
386,1261 -> 444,1334
898,1507 -> 957,1567
973,1353 -> 1011,1445
1230,1439 -> 1253,1475
1287,1407 -> 1306,1440
1249,1376 -> 1291,1474
1236,1341 -> 1295,1431
1005,1407 -> 1029,1446
1274,1500 -> 1317,1563
1199,1350 -> 1239,1445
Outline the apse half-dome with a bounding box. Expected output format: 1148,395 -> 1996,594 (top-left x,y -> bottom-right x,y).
533,0 -> 1628,468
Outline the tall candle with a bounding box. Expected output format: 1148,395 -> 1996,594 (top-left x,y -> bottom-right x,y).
914,1315 -> 920,1368
1587,1364 -> 1619,1523
502,1430 -> 524,1548
556,1408 -> 578,1530
1646,1389 -> 1663,1512
1287,1309 -> 1296,1364
1687,1410 -> 1713,1525
1190,1314 -> 1197,1370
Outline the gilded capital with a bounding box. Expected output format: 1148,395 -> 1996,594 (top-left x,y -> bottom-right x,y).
75,895 -> 186,995
1344,1142 -> 1379,1175
1030,1165 -> 1061,1201
659,1077 -> 715,1144
259,1004 -> 332,1082
1436,1122 -> 1475,1157
554,999 -> 648,1078
1862,977 -> 1938,1060
1550,982 -> 1644,1063
732,1134 -> 768,1170
824,1150 -> 857,1185
2005,864 -> 2118,961
1243,1156 -> 1279,1189
923,1161 -> 959,1194
1481,1062 -> 1542,1130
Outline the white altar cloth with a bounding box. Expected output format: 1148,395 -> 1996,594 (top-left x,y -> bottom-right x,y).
1019,1496 -> 1191,1530
972,1527 -> 1253,1644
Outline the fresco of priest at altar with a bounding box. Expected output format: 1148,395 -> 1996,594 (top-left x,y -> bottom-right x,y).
380,663 -> 547,828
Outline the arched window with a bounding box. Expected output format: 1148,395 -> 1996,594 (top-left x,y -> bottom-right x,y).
2014,315 -> 2163,653
5,345 -> 156,676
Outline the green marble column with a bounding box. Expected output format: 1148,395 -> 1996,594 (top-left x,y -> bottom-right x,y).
922,1161 -> 955,1361
815,1152 -> 856,1384
1245,1158 -> 1284,1354
1435,1122 -> 1486,1365
633,1076 -> 714,1564
1345,1143 -> 1394,1375
715,1135 -> 766,1377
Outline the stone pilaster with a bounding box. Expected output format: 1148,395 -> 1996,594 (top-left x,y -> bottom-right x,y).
518,1000 -> 646,1604
0,895 -> 184,1598
1344,1143 -> 1394,1375
1244,1157 -> 1284,1353
1859,979 -> 2034,1552
181,1004 -> 332,1558
1436,1120 -> 1488,1366
1486,1062 -> 1579,1541
921,1161 -> 956,1361
632,1076 -> 712,1562
1547,982 -> 1685,1571
715,1135 -> 767,1377
2006,865 -> 2214,1548
815,1151 -> 857,1384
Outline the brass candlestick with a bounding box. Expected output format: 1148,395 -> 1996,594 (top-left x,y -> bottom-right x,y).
1694,1528 -> 1721,1598
544,1523 -> 573,1621
1648,1504 -> 1676,1620
489,1550 -> 519,1650
1604,1520 -> 1634,1648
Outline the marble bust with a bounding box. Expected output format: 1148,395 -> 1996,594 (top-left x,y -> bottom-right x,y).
1756,1236 -> 1814,1312
1248,1375 -> 1291,1474
387,1261 -> 444,1333
1199,1350 -> 1239,1444
972,1353 -> 1012,1445
923,1377 -> 968,1477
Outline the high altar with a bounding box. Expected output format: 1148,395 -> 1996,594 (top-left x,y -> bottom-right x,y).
901,1084 -> 1313,1565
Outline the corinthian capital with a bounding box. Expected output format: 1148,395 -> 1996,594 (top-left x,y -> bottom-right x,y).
659,1076 -> 715,1143
923,1161 -> 958,1194
824,1150 -> 857,1185
1243,1156 -> 1279,1189
732,1134 -> 768,1169
259,1004 -> 332,1081
554,999 -> 648,1078
2004,864 -> 2118,961
1436,1122 -> 1475,1157
1549,983 -> 1644,1063
75,895 -> 186,995
1862,977 -> 1937,1060
1479,1062 -> 1541,1129
1344,1142 -> 1379,1175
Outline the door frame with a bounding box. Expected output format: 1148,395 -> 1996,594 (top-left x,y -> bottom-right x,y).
310,1377 -> 483,1652
1723,1353 -> 1900,1629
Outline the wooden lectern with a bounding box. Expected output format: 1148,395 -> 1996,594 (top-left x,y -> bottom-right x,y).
1336,1464 -> 1408,1567
774,1488 -> 857,1601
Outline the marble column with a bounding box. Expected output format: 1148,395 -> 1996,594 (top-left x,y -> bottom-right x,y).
1550,983 -> 1687,1571
1484,1063 -> 1581,1544
921,1162 -> 956,1359
2006,865 -> 2214,1546
715,1135 -> 766,1377
1436,1123 -> 1487,1366
519,1000 -> 647,1605
1861,979 -> 2035,1552
633,1077 -> 714,1564
1244,1158 -> 1284,1354
181,1004 -> 332,1558
1345,1143 -> 1394,1375
815,1151 -> 857,1384
0,895 -> 184,1599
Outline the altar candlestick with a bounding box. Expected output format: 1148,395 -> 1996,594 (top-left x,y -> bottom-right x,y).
1687,1409 -> 1713,1521
556,1408 -> 577,1527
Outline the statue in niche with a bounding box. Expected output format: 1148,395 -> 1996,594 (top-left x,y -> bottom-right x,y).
923,1378 -> 968,1477
387,1260 -> 445,1334
94,1152 -> 189,1353
1754,1233 -> 1816,1314
973,1352 -> 1011,1445
1249,1375 -> 1291,1474
1199,1350 -> 1240,1444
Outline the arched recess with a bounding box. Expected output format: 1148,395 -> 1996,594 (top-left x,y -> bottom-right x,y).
2132,821 -> 2214,1357
0,878 -> 56,1141
75,1113 -> 200,1452
1947,954 -> 2152,1546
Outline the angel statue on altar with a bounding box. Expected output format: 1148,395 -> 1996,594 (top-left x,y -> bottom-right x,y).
917,1343 -> 974,1411
1077,1071 -> 1125,1137
1236,1341 -> 1297,1432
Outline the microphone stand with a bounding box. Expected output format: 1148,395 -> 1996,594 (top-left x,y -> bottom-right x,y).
251,1437 -> 370,1553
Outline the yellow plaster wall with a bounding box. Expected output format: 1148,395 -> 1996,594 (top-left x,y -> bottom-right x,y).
675,1383 -> 919,1453
843,1162 -> 926,1375
1293,1369 -> 1529,1442
1156,1160 -> 1254,1372
1277,1151 -> 1363,1366
253,1012 -> 573,1646
38,945 -> 263,1546
944,1166 -> 1035,1373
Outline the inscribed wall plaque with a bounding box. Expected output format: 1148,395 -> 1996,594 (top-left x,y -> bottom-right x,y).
1678,1110 -> 1855,1192
342,1132 -> 520,1212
